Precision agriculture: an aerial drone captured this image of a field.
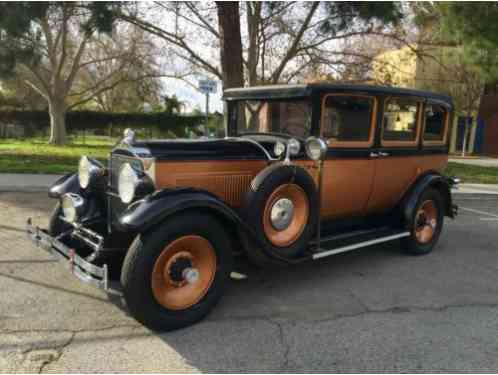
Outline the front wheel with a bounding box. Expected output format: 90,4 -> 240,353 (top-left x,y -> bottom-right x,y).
121,212 -> 232,331
401,188 -> 444,255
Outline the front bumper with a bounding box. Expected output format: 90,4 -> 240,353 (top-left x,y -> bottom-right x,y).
26,218 -> 122,296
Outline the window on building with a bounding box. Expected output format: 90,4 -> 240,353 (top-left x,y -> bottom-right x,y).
423,104 -> 447,142
382,98 -> 419,142
322,95 -> 374,144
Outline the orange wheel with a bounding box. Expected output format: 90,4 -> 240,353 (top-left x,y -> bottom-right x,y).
262,183 -> 310,247
414,200 -> 438,244
151,235 -> 217,310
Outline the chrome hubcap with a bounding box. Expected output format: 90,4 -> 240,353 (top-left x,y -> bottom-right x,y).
182,267 -> 200,285
270,198 -> 294,231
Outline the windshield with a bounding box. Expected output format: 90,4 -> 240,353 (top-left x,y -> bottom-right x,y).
233,99 -> 312,139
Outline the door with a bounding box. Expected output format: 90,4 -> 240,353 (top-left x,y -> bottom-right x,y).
367,96 -> 423,213
319,94 -> 378,220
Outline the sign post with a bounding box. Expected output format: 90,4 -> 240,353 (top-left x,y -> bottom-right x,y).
198,79 -> 217,137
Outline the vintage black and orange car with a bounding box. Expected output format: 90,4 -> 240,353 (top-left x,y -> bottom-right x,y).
27,83 -> 459,331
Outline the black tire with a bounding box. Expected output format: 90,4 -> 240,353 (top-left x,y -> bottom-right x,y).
401,188 -> 444,255
243,164 -> 318,259
48,201 -> 71,236
120,211 -> 233,332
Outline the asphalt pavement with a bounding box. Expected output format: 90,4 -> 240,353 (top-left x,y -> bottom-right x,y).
0,192 -> 497,372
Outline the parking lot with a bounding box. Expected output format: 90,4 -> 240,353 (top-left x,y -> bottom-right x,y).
0,192 -> 497,372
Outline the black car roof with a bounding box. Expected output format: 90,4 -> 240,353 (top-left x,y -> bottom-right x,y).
223,83 -> 453,108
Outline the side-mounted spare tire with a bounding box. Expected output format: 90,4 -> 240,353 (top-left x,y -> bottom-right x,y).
243,163 -> 318,260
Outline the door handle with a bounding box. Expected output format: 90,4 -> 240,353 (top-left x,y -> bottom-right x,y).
378,152 -> 390,157
370,152 -> 379,158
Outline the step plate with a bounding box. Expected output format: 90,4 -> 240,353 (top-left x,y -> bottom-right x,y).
312,231 -> 410,260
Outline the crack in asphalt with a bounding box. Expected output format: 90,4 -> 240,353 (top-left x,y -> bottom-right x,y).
265,318 -> 291,371
36,332 -> 75,374
2,301 -> 497,373
2,302 -> 498,337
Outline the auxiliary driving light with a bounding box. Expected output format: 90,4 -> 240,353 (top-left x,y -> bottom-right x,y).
61,193 -> 86,223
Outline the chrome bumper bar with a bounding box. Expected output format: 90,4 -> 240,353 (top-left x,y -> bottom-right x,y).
26,218 -> 121,296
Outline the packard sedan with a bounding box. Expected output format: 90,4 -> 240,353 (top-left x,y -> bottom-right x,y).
27,83 -> 458,331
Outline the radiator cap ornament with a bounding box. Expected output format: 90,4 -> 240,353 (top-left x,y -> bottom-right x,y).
123,128 -> 136,145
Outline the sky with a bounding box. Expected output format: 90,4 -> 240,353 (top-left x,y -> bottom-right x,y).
161,77 -> 224,114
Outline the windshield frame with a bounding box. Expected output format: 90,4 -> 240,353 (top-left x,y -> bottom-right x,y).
227,97 -> 316,139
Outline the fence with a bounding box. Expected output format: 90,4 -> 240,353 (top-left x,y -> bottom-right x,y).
0,110 -> 224,141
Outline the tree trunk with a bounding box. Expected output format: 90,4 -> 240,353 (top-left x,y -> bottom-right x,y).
48,98 -> 67,145
246,2 -> 261,86
216,2 -> 244,89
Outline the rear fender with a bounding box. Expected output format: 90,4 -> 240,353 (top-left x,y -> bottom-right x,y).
401,172 -> 455,229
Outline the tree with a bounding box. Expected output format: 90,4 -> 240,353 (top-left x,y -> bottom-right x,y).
436,3 -> 498,82
0,73 -> 46,110
121,2 -> 404,91
75,26 -> 163,113
0,2 -> 120,144
162,94 -> 184,115
411,2 -> 493,155
216,2 -> 243,89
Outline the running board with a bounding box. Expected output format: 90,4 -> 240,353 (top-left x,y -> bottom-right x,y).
312,231 -> 410,260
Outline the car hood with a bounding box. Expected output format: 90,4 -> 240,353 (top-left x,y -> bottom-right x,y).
112,138 -> 276,161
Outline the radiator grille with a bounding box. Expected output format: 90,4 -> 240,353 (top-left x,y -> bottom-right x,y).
175,174 -> 253,207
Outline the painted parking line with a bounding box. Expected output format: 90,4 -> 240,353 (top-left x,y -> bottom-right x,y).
459,206 -> 498,219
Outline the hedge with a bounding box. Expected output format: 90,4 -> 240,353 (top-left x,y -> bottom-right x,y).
0,110 -> 207,137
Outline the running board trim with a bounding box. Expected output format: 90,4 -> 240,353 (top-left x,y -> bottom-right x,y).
312,231 -> 410,260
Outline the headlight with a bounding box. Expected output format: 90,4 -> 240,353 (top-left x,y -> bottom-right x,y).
274,141 -> 286,157
61,193 -> 85,223
118,163 -> 139,204
287,138 -> 301,156
78,156 -> 104,189
305,137 -> 328,161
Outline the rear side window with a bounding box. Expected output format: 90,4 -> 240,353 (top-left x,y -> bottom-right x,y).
424,104 -> 448,142
382,98 -> 420,143
322,95 -> 375,145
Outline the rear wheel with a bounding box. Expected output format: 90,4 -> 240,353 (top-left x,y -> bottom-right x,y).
401,188 -> 444,255
121,212 -> 232,331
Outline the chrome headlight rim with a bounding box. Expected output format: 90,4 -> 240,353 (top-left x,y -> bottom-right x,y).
305,137 -> 328,161
118,163 -> 140,204
78,156 -> 103,189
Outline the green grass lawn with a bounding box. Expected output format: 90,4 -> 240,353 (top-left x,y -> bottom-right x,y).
1,138 -> 498,183
0,137 -> 112,174
443,161 -> 498,184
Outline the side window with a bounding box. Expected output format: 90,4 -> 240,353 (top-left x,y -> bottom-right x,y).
382,98 -> 420,144
322,95 -> 375,146
423,104 -> 448,143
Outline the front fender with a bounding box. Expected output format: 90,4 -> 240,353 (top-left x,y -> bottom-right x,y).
117,188 -> 247,233
116,188 -> 297,264
401,172 -> 455,229
48,173 -> 80,199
